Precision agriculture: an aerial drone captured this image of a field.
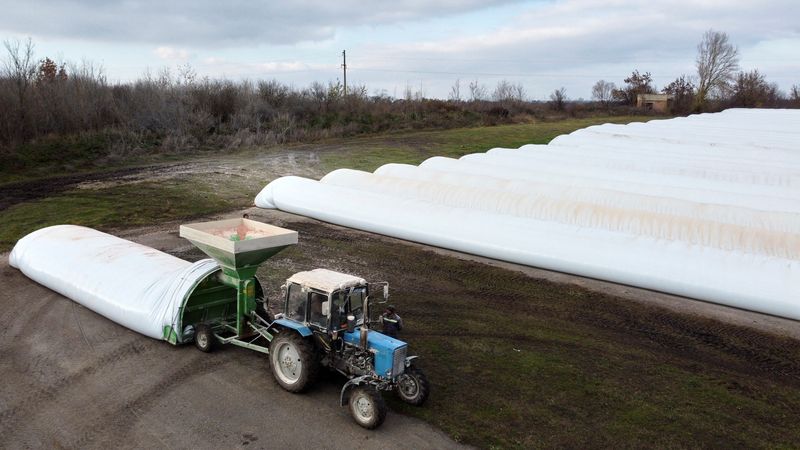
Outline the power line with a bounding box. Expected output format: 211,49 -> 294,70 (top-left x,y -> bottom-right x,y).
354,67 -> 678,78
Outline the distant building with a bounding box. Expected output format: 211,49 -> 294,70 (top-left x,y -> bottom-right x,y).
637,94 -> 674,112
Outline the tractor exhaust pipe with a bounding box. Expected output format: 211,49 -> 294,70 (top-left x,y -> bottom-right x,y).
359,296 -> 369,349
360,327 -> 368,350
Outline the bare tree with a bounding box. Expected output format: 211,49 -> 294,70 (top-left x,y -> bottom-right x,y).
549,87 -> 567,111
3,38 -> 37,138
662,75 -> 696,114
730,70 -> 780,108
468,79 -> 487,101
492,79 -> 525,102
695,29 -> 739,111
448,78 -> 461,102
791,84 -> 800,105
511,83 -> 526,102
591,80 -> 615,108
177,63 -> 197,86
492,80 -> 512,101
403,82 -> 414,101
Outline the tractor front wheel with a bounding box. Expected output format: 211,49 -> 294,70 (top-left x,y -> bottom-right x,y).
349,386 -> 387,429
395,366 -> 430,406
269,332 -> 318,392
194,324 -> 214,353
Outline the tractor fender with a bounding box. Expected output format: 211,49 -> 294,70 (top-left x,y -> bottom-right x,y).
340,375 -> 373,406
271,318 -> 312,337
405,355 -> 419,367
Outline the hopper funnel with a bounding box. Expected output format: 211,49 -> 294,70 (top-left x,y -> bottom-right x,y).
180,218 -> 298,280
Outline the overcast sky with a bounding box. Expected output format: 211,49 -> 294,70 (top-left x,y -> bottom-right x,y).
1,0 -> 798,99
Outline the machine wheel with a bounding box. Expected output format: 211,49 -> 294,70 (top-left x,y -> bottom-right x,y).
348,386 -> 387,429
395,366 -> 430,406
194,324 -> 214,353
269,332 -> 318,392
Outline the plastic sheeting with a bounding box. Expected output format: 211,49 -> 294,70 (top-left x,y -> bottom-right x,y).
9,225 -> 219,340
255,109 -> 800,320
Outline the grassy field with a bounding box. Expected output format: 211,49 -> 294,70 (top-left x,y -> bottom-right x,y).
319,116 -> 650,173
0,175 -> 256,250
0,116 -> 648,252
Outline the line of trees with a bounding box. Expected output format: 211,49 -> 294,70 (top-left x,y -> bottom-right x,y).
2,31 -> 798,165
0,39 -> 571,159
591,29 -> 799,114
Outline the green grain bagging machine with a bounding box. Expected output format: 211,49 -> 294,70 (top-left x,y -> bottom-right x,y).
179,217 -> 297,352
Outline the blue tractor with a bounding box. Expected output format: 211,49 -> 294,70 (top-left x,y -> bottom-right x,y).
266,268 -> 429,429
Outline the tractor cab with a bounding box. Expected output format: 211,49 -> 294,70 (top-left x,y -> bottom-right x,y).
277,268 -> 387,334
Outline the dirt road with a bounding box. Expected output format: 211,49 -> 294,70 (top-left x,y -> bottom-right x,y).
0,251 -> 463,449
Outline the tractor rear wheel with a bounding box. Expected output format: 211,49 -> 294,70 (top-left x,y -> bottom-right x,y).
194,324 -> 214,353
396,366 -> 430,406
269,332 -> 318,392
349,386 -> 387,429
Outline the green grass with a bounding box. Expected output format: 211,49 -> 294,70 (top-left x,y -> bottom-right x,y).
0,174 -> 255,251
320,116 -> 651,173
0,130 -> 220,186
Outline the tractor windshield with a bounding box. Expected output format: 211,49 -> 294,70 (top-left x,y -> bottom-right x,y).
331,286 -> 367,329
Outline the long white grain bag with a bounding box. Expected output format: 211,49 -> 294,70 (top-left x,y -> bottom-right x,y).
418,157 -> 800,212
577,118 -> 799,150
9,225 -> 218,340
255,176 -> 800,320
367,164 -> 800,230
457,153 -> 800,199
321,169 -> 800,254
493,147 -> 800,187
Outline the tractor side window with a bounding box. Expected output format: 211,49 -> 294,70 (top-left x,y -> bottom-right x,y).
286,284 -> 307,322
331,291 -> 347,330
308,292 -> 329,329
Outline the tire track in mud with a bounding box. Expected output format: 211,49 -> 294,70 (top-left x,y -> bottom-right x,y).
71,301 -> 95,350
409,330 -> 556,346
577,306 -> 800,382
0,338 -> 160,434
0,164 -> 183,211
652,312 -> 800,378
0,293 -> 52,342
65,353 -> 238,449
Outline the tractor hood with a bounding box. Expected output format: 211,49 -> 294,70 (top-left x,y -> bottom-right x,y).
343,328 -> 407,378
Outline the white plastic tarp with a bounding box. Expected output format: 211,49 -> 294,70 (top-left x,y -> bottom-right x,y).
9,225 -> 218,340
255,109 -> 800,320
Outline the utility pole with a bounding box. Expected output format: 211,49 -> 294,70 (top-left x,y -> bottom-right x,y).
342,50 -> 347,97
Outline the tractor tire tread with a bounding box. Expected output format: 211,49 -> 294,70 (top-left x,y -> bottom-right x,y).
349,386 -> 387,429
397,366 -> 430,406
269,331 -> 319,393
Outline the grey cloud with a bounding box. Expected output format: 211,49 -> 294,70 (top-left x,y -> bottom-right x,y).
0,0 -> 524,46
357,0 -> 800,97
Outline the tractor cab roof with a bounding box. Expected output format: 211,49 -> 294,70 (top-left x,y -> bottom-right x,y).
286,268 -> 366,294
